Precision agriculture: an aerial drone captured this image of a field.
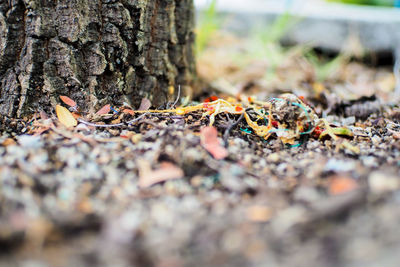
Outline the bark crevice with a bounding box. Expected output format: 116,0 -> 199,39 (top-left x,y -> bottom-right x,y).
0,0 -> 195,117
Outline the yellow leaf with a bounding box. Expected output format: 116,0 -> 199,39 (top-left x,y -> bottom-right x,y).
56,105 -> 77,127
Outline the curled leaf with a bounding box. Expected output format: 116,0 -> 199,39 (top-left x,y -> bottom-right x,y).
59,95 -> 77,107
56,105 -> 77,128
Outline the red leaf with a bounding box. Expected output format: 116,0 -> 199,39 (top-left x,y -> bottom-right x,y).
204,95 -> 219,103
139,98 -> 151,111
96,104 -> 111,115
235,106 -> 243,112
60,95 -> 77,107
200,126 -> 228,160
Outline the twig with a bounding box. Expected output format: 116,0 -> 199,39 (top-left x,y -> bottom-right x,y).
173,85 -> 181,107
77,119 -> 124,128
77,113 -> 149,128
157,115 -> 185,119
126,113 -> 149,125
223,113 -> 244,146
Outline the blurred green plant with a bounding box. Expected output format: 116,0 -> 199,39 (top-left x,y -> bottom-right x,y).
196,0 -> 219,55
305,50 -> 348,82
196,1 -> 348,84
245,12 -> 349,83
245,13 -> 302,81
327,0 -> 396,6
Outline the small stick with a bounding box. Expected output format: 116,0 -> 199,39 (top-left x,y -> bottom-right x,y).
173,85 -> 181,107
77,113 -> 149,128
77,119 -> 124,128
223,113 -> 245,146
126,113 -> 149,125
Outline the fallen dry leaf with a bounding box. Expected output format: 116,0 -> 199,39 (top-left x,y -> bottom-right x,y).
60,95 -> 77,107
200,126 -> 228,160
96,104 -> 111,115
138,160 -> 184,188
1,138 -> 16,146
123,109 -> 135,115
71,112 -> 81,119
56,105 -> 77,128
139,98 -> 152,111
329,176 -> 358,195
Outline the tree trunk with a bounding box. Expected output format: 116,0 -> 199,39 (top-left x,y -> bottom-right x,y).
0,0 -> 196,117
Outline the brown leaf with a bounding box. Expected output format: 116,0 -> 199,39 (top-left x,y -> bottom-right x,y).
56,105 -> 77,128
96,104 -> 111,115
200,126 -> 228,160
138,160 -> 184,188
60,95 -> 77,107
139,98 -> 152,111
1,138 -> 16,147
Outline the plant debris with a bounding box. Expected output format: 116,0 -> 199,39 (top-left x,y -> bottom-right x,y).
55,105 -> 77,128
200,126 -> 229,159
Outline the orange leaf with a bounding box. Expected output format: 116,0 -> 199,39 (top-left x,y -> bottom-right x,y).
56,105 -> 77,128
329,176 -> 358,195
123,109 -> 135,115
59,95 -> 77,107
71,112 -> 81,119
139,161 -> 184,188
200,126 -> 228,160
96,104 -> 111,115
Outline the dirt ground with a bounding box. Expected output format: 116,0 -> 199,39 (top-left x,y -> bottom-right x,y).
1,34 -> 400,266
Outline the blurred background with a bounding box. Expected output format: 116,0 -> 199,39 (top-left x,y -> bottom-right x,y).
194,0 -> 400,106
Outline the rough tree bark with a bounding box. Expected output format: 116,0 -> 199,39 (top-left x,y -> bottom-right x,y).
0,0 -> 196,117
